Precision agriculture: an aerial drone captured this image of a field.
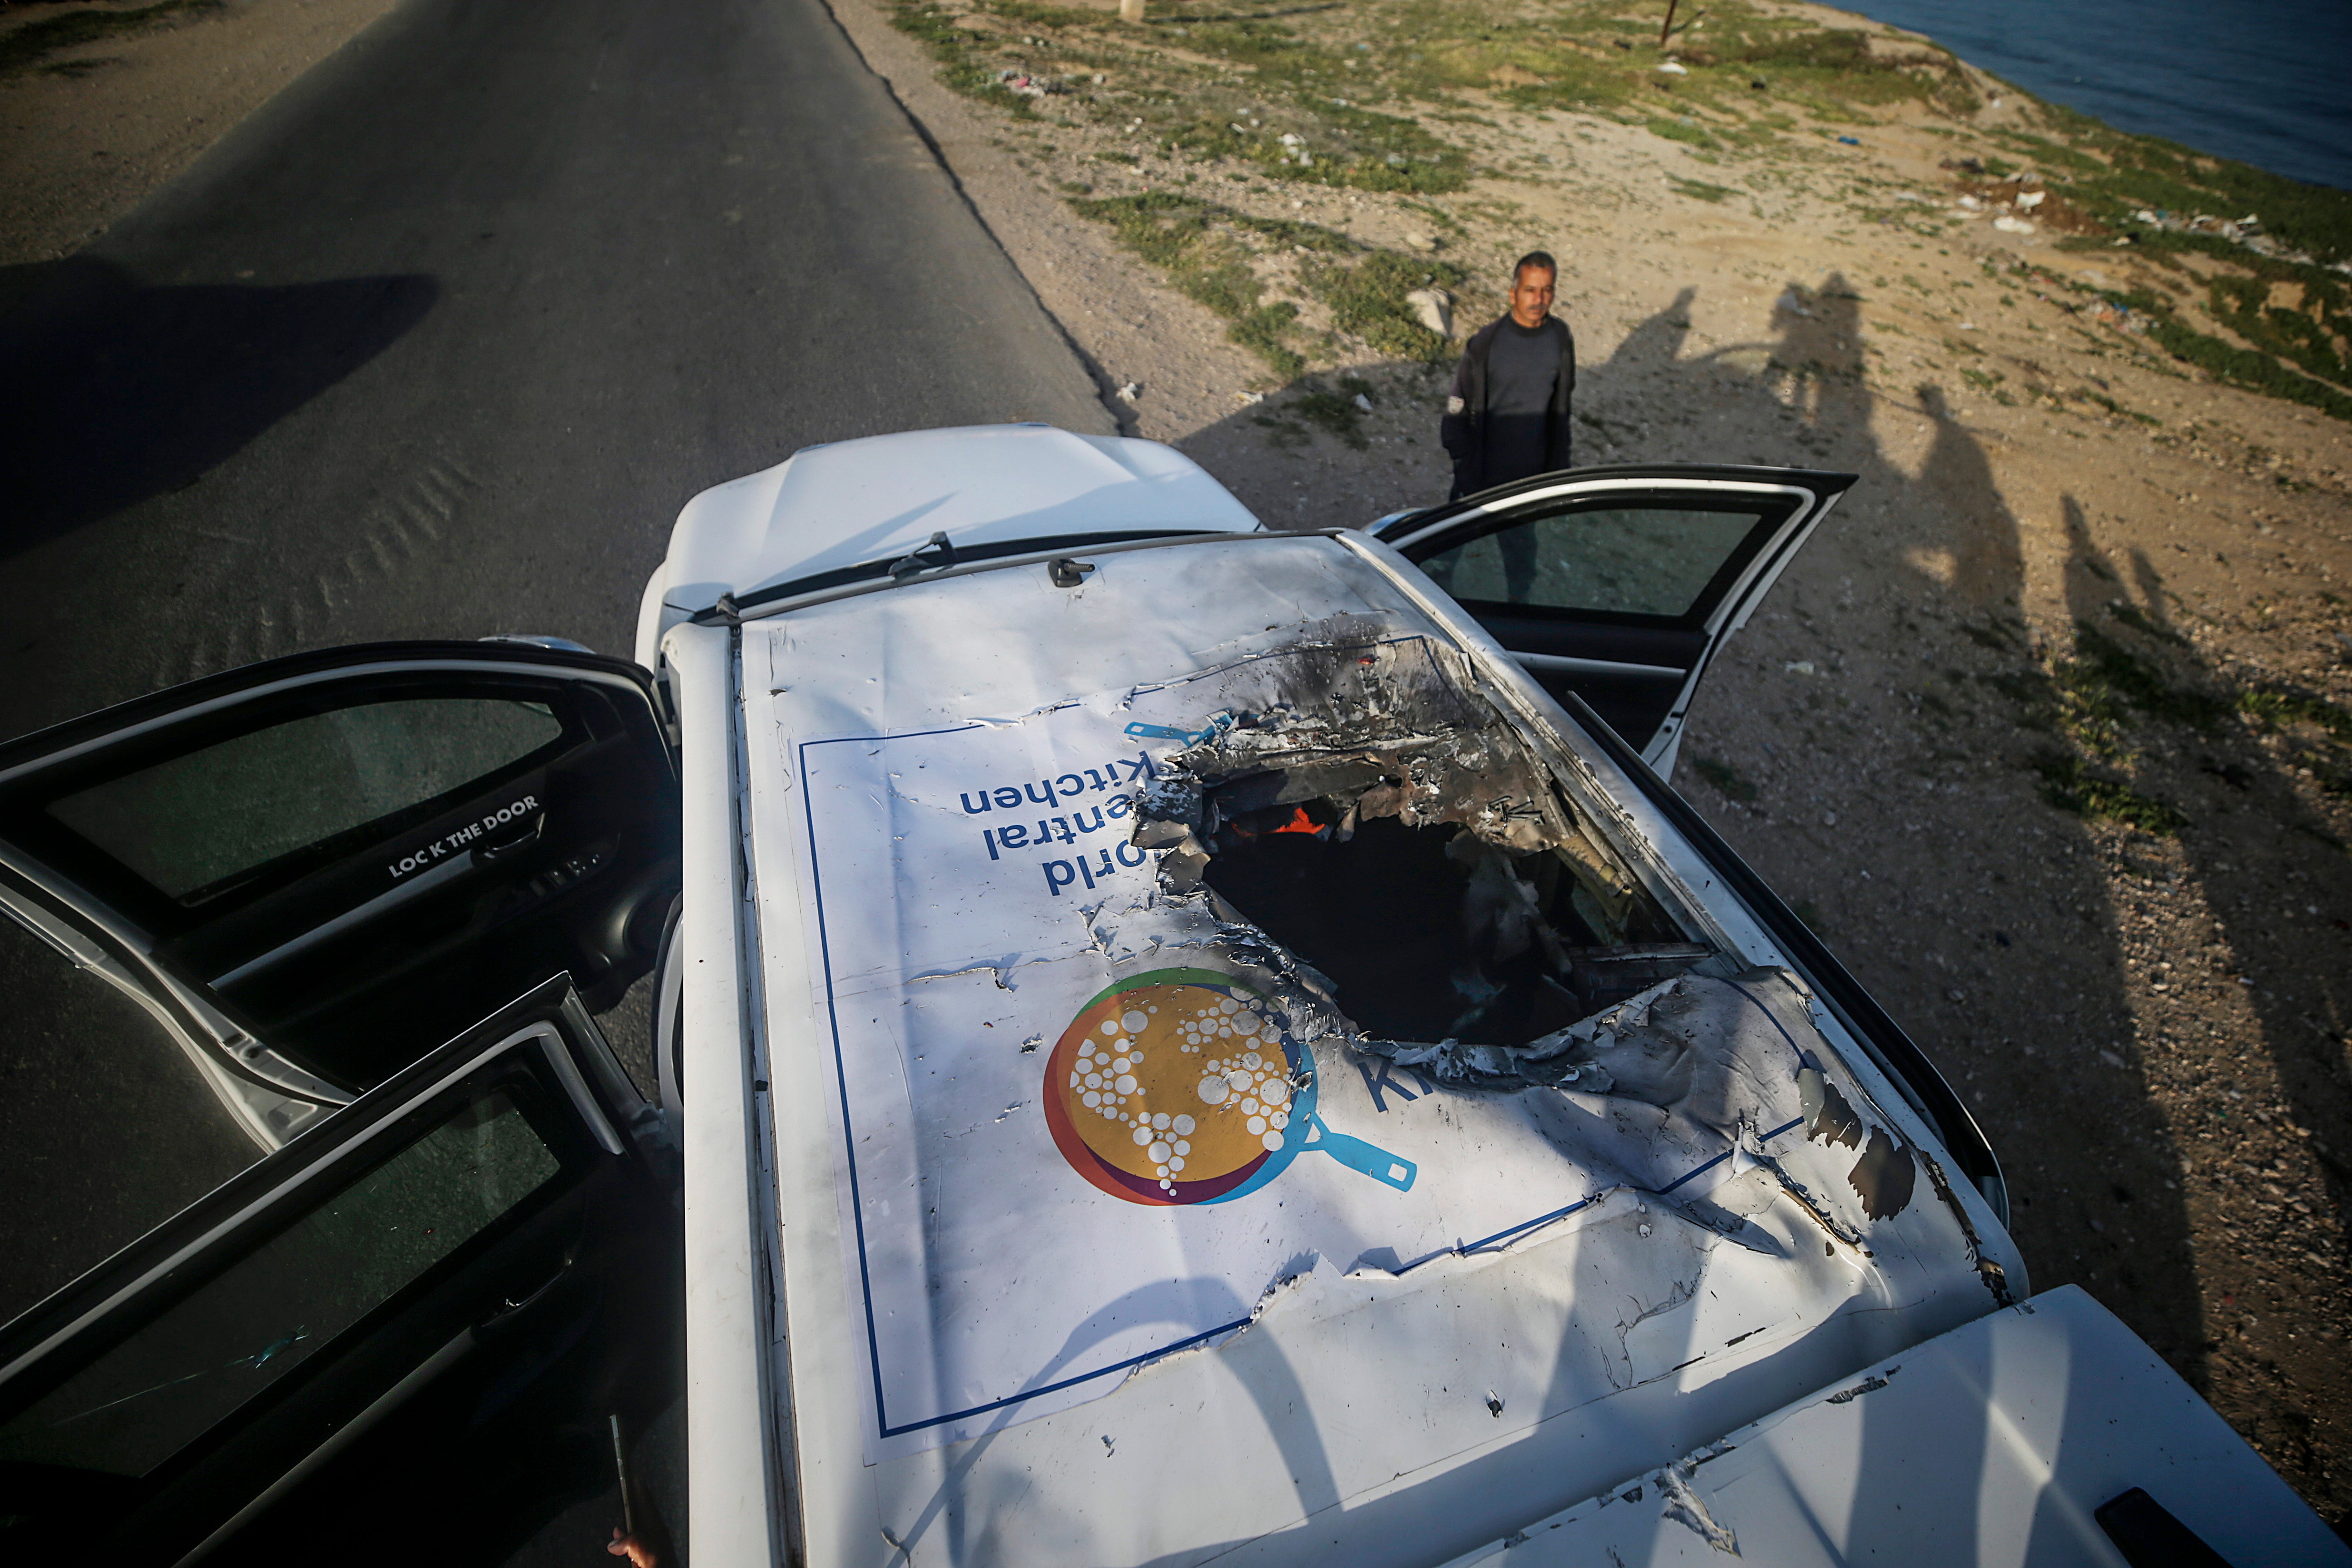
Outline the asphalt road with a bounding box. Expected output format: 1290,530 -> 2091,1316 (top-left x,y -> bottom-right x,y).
0,0 -> 1109,1553
0,0 -> 1114,745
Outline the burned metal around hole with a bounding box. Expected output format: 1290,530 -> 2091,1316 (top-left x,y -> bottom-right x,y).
1133,631 -> 1709,1054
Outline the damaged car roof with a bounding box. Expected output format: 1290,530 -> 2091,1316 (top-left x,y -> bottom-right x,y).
724,528 -> 2023,1564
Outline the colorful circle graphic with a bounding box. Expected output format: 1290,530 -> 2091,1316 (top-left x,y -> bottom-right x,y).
1042,969 -> 1313,1206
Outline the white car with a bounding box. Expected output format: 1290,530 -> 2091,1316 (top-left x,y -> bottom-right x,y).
0,425 -> 2339,1566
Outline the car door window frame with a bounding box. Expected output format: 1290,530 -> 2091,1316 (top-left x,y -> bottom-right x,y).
0,976 -> 646,1559
0,642 -> 680,1119
1403,491 -> 1800,632
3,677 -> 589,937
1384,469 -> 1851,767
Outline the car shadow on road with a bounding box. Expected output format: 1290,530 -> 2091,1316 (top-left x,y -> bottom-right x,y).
0,256 -> 437,561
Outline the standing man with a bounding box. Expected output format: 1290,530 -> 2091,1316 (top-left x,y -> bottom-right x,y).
1440,250 -> 1576,502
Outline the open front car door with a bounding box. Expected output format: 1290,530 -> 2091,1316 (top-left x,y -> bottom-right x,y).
1378,464 -> 1856,775
0,642 -> 680,1142
0,976 -> 675,1565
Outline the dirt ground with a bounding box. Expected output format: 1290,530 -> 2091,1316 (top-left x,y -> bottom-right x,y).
0,0 -> 400,263
10,0 -> 2351,1522
827,0 -> 2352,1517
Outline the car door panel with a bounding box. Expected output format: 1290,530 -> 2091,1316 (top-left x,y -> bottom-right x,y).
0,643 -> 680,1096
1452,613 -> 1709,747
1384,465 -> 1855,769
0,975 -> 673,1566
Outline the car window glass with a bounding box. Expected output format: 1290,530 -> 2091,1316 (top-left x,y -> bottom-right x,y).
1418,505 -> 1766,617
0,1085 -> 561,1478
46,698 -> 563,902
0,916 -> 260,1326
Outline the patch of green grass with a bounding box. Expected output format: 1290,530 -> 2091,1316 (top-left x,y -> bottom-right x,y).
1290,383 -> 1370,448
1303,249 -> 1463,363
2030,755 -> 2186,835
1646,117 -> 1719,152
1667,175 -> 1738,202
2203,270 -> 2352,395
1693,756 -> 1760,803
2237,687 -> 2352,744
1069,192 -> 1317,377
2074,387 -> 2161,426
890,2 -> 1049,116
0,0 -> 220,75
1163,104 -> 1471,195
2068,620 -> 2232,732
2141,306 -> 2352,423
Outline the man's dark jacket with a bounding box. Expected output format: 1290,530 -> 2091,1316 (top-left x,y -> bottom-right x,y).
1440,314 -> 1577,499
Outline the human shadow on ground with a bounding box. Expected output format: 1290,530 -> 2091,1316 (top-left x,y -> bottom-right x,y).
2047,494 -> 2352,1479
1180,273 -> 2213,1392
0,256 -> 437,560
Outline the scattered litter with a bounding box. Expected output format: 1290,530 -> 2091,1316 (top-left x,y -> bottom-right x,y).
1775,290 -> 1811,318
1116,382 -> 1141,405
995,68 -> 1064,97
2129,206 -> 2347,273
1485,1390 -> 1505,1416
1656,59 -> 1687,74
1352,392 -> 1375,413
1992,215 -> 2036,234
1749,77 -> 1768,90
2016,190 -> 2045,209
1956,195 -> 1982,212
1821,810 -> 1838,827
1836,135 -> 1860,146
1236,390 -> 1265,404
1783,660 -> 1817,675
2084,299 -> 2147,336
2099,1049 -> 2126,1069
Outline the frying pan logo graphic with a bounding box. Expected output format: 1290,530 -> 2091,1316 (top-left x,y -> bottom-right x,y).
1043,968 -> 1418,1206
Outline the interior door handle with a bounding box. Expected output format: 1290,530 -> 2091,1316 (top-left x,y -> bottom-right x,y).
477,813 -> 546,862
475,1256 -> 570,1335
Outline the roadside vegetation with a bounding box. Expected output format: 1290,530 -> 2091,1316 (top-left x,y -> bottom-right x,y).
1993,605 -> 2352,838
893,0 -> 2352,427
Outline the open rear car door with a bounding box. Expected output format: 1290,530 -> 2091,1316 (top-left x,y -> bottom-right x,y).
0,642 -> 680,1143
1376,465 -> 1855,774
0,975 -> 675,1565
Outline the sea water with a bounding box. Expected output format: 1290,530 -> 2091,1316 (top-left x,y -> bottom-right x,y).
1828,0 -> 2352,191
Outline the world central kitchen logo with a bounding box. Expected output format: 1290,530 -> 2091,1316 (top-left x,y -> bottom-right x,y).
1041,969 -> 1418,1205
